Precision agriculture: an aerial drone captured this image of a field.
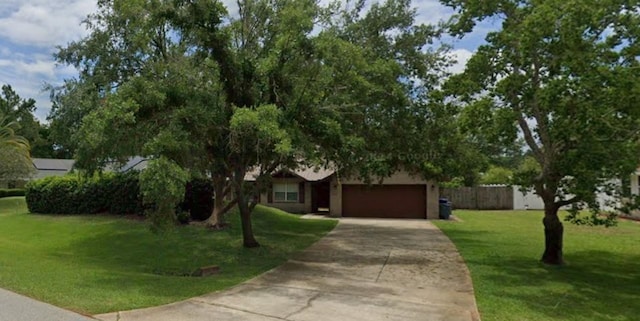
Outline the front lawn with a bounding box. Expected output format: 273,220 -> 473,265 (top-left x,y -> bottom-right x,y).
0,197 -> 336,314
433,211 -> 640,321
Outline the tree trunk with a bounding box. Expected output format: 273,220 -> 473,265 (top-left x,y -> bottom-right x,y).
541,206 -> 564,265
234,170 -> 260,248
205,183 -> 225,229
238,194 -> 260,248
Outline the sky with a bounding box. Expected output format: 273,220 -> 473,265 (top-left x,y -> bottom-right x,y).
0,0 -> 497,122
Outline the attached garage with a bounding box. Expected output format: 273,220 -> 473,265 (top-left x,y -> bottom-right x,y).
342,184 -> 427,219
249,167 -> 440,219
329,170 -> 439,219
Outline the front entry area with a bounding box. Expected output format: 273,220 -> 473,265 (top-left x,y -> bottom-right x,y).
341,184 -> 427,219
311,182 -> 331,212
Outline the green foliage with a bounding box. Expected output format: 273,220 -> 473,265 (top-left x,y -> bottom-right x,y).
443,0 -> 640,217
139,157 -> 190,232
0,85 -> 56,158
480,165 -> 513,185
0,148 -> 34,182
0,189 -> 25,198
0,113 -> 30,157
106,171 -> 144,215
53,0 -> 456,245
25,173 -> 143,215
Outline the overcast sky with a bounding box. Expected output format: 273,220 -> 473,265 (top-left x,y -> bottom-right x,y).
0,0 -> 497,122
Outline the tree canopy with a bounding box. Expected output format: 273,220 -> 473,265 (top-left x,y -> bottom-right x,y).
53,0 -> 467,247
0,114 -> 33,182
0,85 -> 56,158
443,0 -> 640,264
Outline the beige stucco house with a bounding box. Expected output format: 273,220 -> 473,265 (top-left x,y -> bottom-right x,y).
246,167 -> 440,219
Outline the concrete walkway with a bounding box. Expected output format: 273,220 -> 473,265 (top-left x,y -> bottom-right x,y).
0,288 -> 95,321
96,219 -> 480,321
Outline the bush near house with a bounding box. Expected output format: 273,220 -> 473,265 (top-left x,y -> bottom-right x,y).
25,173 -> 143,215
0,189 -> 25,198
25,173 -> 213,220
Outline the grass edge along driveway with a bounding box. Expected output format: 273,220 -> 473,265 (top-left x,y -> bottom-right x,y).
433,210 -> 640,321
0,197 -> 337,315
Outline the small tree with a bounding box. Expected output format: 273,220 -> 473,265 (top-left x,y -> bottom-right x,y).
443,0 -> 640,264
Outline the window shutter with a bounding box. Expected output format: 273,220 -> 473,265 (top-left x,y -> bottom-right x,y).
267,183 -> 273,203
299,182 -> 305,203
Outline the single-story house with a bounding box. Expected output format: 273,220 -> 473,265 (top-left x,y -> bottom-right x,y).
246,167 -> 440,219
31,158 -> 75,180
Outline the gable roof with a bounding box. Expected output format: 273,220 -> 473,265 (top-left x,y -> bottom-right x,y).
121,156 -> 149,172
245,166 -> 335,182
32,158 -> 75,172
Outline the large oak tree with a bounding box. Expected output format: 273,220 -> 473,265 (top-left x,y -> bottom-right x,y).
443,0 -> 640,264
54,0 -> 463,247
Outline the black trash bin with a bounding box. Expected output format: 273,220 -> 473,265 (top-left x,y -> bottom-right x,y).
439,198 -> 452,219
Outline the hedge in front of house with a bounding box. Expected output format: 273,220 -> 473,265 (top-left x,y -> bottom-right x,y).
0,188 -> 26,198
25,173 -> 144,215
25,172 -> 212,218
103,171 -> 144,215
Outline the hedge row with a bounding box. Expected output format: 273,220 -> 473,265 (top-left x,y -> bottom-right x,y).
0,188 -> 26,198
25,172 -> 143,215
24,173 -> 214,220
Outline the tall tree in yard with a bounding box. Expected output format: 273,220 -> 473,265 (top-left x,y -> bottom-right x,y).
442,0 -> 640,264
0,85 -> 55,158
0,114 -> 33,182
54,0 -> 452,247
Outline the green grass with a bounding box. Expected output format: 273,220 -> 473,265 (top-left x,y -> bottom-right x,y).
0,197 -> 336,314
433,210 -> 640,321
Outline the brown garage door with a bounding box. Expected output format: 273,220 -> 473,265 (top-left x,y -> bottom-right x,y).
342,185 -> 426,218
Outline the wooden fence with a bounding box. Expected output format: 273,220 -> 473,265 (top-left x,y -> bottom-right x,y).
440,186 -> 514,210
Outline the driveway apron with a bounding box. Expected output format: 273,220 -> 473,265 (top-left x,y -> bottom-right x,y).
96,218 -> 480,321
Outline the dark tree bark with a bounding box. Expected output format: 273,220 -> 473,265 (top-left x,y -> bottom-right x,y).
234,169 -> 260,248
238,195 -> 260,248
541,206 -> 564,265
204,176 -> 238,229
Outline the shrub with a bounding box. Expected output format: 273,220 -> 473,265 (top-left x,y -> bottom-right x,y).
105,172 -> 144,215
26,176 -> 84,214
0,188 -> 26,198
25,173 -> 144,215
25,171 -> 215,218
183,178 -> 214,221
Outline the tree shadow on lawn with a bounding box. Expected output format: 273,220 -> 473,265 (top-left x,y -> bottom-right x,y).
57,215 -> 335,301
469,250 -> 640,321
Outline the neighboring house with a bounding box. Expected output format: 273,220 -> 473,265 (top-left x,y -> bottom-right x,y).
31,158 -> 75,180
0,158 -> 75,188
119,156 -> 149,172
246,167 -> 440,219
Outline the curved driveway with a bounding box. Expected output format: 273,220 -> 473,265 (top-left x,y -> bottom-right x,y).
97,219 -> 480,321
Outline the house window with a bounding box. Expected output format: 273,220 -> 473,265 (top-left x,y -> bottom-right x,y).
274,183 -> 299,202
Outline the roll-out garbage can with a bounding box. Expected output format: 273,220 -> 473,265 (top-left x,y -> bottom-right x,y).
439,198 -> 452,219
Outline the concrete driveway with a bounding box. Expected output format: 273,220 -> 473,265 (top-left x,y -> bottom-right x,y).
96,219 -> 480,321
